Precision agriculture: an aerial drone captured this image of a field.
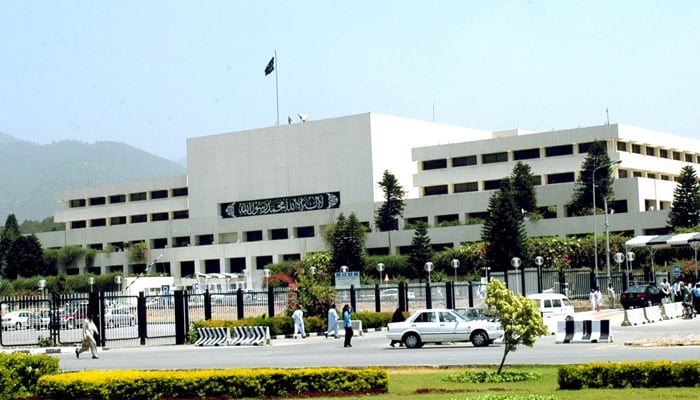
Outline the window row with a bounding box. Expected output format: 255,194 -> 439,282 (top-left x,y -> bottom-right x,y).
421,142 -> 594,171
423,172 -> 575,196
617,141 -> 700,163
69,210 -> 189,229
68,187 -> 188,208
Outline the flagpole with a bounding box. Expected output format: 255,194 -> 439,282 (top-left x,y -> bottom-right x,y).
274,50 -> 279,126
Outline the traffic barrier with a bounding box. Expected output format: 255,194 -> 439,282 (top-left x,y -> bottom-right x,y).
555,320 -> 613,343
231,326 -> 271,346
644,305 -> 663,322
621,308 -> 648,326
351,320 -> 363,336
194,327 -> 231,346
663,302 -> 683,319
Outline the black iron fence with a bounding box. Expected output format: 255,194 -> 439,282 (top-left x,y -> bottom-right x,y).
0,267 -> 661,349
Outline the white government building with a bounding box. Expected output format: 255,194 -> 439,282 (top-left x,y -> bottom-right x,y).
36,113 -> 698,292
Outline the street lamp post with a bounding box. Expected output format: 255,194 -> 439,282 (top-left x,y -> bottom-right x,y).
88,276 -> 95,293
451,259 -> 460,282
534,256 -> 544,293
511,257 -> 521,295
376,263 -> 385,284
592,160 -> 622,286
424,262 -> 434,285
263,268 -> 271,291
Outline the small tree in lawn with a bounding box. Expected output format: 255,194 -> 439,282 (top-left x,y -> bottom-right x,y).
485,279 -> 548,374
407,222 -> 432,280
668,165 -> 700,230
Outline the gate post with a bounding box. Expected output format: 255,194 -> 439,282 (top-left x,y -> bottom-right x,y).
398,282 -> 407,311
374,284 -> 381,313
446,281 -> 454,309
204,289 -> 212,320
236,289 -> 244,319
425,282 -> 432,310
173,289 -> 187,345
468,281 -> 474,307
138,292 -> 147,345
350,285 -> 357,312
267,285 -> 275,318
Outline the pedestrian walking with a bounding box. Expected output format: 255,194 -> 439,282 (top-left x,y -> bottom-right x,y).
607,283 -> 616,309
660,278 -> 671,303
594,287 -> 603,312
390,307 -> 405,347
292,305 -> 306,338
589,288 -> 596,311
75,314 -> 99,359
342,304 -> 353,348
325,304 -> 339,339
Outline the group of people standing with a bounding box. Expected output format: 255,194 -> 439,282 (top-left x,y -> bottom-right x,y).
293,303 -> 355,347
662,278 -> 700,318
589,287 -> 604,311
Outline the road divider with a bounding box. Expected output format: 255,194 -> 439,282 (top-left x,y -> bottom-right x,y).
555,319 -> 613,343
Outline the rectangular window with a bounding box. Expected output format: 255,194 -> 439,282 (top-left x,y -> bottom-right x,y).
270,228 -> 289,240
130,214 -> 147,223
633,171 -> 643,177
546,172 -> 575,184
673,151 -> 682,161
646,146 -> 656,156
173,210 -> 189,219
436,214 -> 459,226
422,159 -> 447,170
174,236 -> 190,247
151,212 -> 169,221
88,243 -> 103,250
197,234 -> 214,245
483,179 -> 501,190
632,144 -> 642,154
686,154 -> 693,162
172,187 -> 188,197
109,242 -> 126,251
69,199 -> 86,208
659,149 -> 668,158
245,230 -> 263,242
109,194 -> 126,204
423,185 -> 448,196
661,175 -> 670,181
129,192 -> 147,201
618,169 -> 629,179
71,220 -> 86,229
454,182 -> 478,193
513,148 -> 540,160
229,257 -> 246,273
577,142 -> 594,154
452,155 -> 477,167
256,255 -> 273,269
482,152 -> 508,164
295,226 -> 315,238
545,144 -> 573,157
616,141 -> 628,152
283,254 -> 301,261
533,175 -> 542,185
150,190 -> 168,199
152,238 -> 168,249
647,173 -> 656,179
405,217 -> 428,227
89,197 -> 106,206
90,218 -> 106,227
110,216 -> 126,225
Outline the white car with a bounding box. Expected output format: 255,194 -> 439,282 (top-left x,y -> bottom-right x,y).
387,308 -> 504,348
104,308 -> 136,328
379,288 -> 416,300
1,310 -> 41,330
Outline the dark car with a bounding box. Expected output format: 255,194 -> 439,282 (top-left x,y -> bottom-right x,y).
620,284 -> 664,309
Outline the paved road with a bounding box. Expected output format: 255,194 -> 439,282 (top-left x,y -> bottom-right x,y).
57,310 -> 700,372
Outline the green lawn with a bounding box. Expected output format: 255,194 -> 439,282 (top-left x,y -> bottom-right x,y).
305,365 -> 692,400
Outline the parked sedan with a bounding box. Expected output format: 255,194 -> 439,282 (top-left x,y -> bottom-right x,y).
386,308 -> 504,349
104,308 -> 136,328
1,311 -> 41,330
379,288 -> 416,300
620,284 -> 664,309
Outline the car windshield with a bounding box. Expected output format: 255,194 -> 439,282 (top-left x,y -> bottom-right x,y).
626,286 -> 648,293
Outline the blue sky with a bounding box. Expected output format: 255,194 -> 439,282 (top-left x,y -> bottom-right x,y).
1,1 -> 698,161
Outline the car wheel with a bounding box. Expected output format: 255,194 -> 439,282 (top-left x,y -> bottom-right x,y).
109,320 -> 115,329
646,300 -> 653,308
16,322 -> 22,330
129,318 -> 135,327
471,330 -> 489,347
403,332 -> 421,349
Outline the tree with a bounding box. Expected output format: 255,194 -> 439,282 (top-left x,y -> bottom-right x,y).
668,165 -> 700,230
375,170 -> 406,231
407,222 -> 432,280
0,214 -> 21,276
511,161 -> 538,215
485,279 -> 548,374
328,213 -> 366,270
481,178 -> 529,271
568,140 -> 615,216
7,235 -> 45,278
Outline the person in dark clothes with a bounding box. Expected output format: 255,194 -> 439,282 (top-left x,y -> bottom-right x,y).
390,307 -> 405,347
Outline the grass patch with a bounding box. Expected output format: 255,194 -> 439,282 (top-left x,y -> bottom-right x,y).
291,365 -> 694,400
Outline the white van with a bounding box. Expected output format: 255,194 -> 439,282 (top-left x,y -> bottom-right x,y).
526,293 -> 575,319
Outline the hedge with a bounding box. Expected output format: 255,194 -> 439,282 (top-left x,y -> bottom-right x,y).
559,360 -> 700,389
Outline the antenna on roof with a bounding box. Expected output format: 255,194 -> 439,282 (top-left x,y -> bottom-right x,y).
605,107 -> 610,125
